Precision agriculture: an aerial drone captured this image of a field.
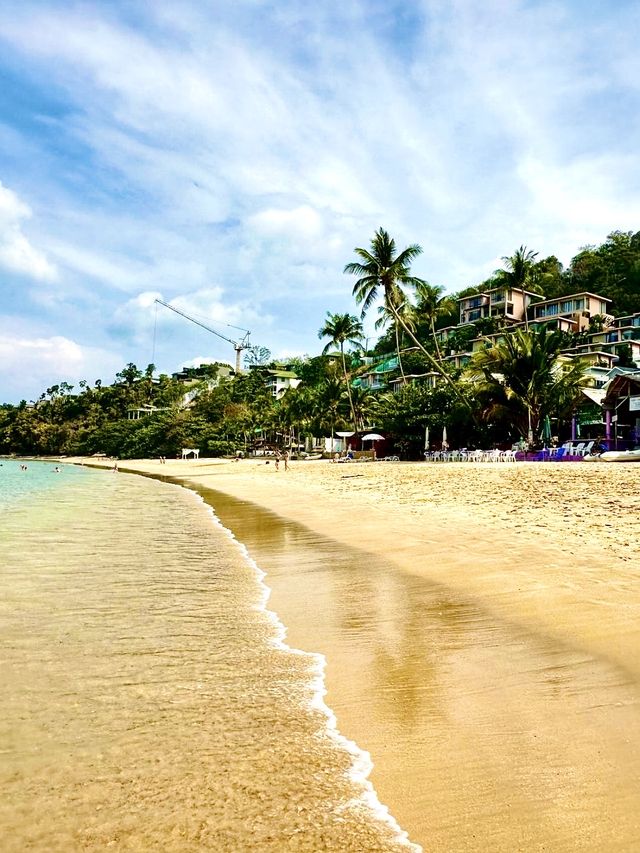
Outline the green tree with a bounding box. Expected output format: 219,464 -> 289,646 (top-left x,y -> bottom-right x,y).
345,228 -> 425,379
499,245 -> 540,297
350,384 -> 378,432
318,311 -> 363,432
467,327 -> 585,441
414,281 -> 457,360
345,228 -> 472,408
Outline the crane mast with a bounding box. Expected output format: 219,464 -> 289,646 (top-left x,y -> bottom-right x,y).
155,298 -> 250,374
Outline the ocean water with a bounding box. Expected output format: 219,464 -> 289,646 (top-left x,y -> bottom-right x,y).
0,460 -> 417,852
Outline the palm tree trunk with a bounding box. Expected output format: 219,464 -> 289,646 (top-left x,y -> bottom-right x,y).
390,303 -> 475,415
431,317 -> 443,361
341,345 -> 358,432
395,323 -> 406,382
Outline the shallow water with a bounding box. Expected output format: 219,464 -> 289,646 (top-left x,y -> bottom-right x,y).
0,462 -> 415,852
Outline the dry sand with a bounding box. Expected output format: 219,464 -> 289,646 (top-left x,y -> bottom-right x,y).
76,457 -> 640,851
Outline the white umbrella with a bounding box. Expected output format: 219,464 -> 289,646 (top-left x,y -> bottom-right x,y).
424,426 -> 430,450
361,433 -> 384,441
336,431 -> 355,437
442,426 -> 449,450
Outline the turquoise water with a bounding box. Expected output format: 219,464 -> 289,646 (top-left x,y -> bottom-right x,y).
0,461 -> 416,852
0,458 -> 87,509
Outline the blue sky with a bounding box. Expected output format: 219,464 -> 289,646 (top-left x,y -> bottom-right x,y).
1,0 -> 639,402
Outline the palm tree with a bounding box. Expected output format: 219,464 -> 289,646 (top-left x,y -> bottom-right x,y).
344,228 -> 471,408
498,245 -> 539,441
500,246 -> 541,317
374,300 -> 415,382
318,312 -> 363,431
315,373 -> 348,454
467,327 -> 584,440
350,384 -> 378,432
414,281 -> 457,360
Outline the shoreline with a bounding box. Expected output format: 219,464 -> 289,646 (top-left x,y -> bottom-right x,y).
73,456 -> 640,673
66,456 -> 640,851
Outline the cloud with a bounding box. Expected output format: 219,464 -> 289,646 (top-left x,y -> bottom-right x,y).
0,330 -> 122,400
0,181 -> 57,282
110,287 -> 271,363
0,0 -> 639,393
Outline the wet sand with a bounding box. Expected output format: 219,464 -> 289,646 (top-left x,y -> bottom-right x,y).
76,457 -> 640,851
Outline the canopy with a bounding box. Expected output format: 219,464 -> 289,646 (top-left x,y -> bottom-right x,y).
581,387 -> 606,406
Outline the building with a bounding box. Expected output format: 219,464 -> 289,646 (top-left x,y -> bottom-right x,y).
352,355 -> 399,392
601,369 -> 640,447
458,286 -> 539,325
529,292 -> 613,333
264,369 -> 301,398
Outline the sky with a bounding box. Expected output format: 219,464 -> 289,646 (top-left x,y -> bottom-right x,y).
1,0 -> 639,402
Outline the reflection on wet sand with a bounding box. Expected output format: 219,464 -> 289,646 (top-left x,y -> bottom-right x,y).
206,487 -> 640,853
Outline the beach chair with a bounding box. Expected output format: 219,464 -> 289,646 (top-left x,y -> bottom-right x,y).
580,441 -> 595,457
573,442 -> 585,456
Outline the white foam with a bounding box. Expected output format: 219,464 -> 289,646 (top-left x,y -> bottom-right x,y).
173,483 -> 423,853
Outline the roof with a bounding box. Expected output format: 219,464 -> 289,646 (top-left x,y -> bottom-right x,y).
457,285 -> 541,302
266,369 -> 298,379
602,371 -> 640,404
532,291 -> 612,307
581,387 -> 606,406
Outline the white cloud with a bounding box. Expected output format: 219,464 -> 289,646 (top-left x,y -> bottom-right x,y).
0,332 -> 122,400
112,287 -> 271,356
180,355 -> 233,370
249,205 -> 325,239
0,181 -> 57,282
0,0 -> 639,385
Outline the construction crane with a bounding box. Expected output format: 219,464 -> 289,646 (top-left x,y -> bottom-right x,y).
155,298 -> 251,374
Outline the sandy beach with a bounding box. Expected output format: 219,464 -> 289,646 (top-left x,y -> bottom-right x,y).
76,457 -> 640,851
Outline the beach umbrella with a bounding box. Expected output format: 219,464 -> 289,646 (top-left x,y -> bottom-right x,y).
442,425 -> 448,450
361,433 -> 384,442
424,426 -> 430,450
542,415 -> 552,445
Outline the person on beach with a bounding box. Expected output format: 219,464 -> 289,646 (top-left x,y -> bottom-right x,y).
283,450 -> 290,471
274,450 -> 281,471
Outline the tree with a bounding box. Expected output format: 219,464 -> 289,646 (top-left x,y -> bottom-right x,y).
467,327 -> 585,441
344,228 -> 472,408
499,245 -> 540,296
244,346 -> 272,368
414,281 -> 457,360
116,363 -> 143,386
374,301 -> 414,380
314,370 -> 348,453
318,312 -> 363,432
350,385 -> 378,432
345,228 -> 424,384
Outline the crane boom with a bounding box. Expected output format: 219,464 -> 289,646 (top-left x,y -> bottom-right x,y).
155,298 -> 250,373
